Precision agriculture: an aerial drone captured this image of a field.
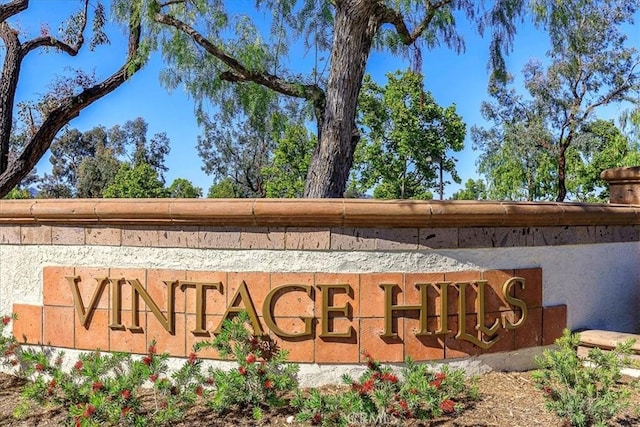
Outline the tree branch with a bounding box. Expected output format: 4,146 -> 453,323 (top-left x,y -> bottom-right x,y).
380,0 -> 453,45
21,0 -> 88,57
21,37 -> 82,56
0,15 -> 143,196
154,12 -> 326,113
0,0 -> 27,22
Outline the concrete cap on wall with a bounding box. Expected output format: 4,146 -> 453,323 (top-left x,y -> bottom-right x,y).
601,166 -> 640,205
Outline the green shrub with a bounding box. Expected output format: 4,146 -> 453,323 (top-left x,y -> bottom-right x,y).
13,342 -> 208,426
195,312 -> 299,419
533,329 -> 634,427
293,352 -> 477,425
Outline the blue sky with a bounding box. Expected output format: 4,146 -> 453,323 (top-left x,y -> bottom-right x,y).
10,1 -> 639,197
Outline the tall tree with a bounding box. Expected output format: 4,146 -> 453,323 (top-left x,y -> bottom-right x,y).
38,118 -> 171,197
0,0 -> 144,197
476,0 -> 640,201
146,0 -> 527,197
354,70 -> 465,199
472,78 -> 557,201
38,127 -> 108,197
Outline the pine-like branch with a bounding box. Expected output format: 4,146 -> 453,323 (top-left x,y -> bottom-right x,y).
154,12 -> 326,113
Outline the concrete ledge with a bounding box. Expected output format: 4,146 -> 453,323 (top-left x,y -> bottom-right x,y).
1,199 -> 639,228
579,329 -> 640,353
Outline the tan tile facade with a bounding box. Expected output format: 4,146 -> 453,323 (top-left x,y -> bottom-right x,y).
13,266 -> 565,363
2,224 -> 638,250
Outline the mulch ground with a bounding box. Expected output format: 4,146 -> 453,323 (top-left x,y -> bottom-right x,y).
0,371 -> 639,426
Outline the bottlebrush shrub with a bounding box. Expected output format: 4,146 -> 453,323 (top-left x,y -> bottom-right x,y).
533,329 -> 635,427
13,342 -> 208,427
0,314 -> 22,372
195,311 -> 299,419
293,352 -> 476,426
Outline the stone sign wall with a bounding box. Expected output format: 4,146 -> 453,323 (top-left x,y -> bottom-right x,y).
1,199 -> 639,372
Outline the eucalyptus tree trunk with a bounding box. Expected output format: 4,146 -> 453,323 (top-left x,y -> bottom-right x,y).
303,0 -> 380,198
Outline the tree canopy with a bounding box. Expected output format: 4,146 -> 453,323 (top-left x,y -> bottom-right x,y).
474,0 -> 640,201
141,0 -> 528,197
353,70 -> 465,199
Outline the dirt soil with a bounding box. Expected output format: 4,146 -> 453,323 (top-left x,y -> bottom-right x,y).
1,371 -> 639,426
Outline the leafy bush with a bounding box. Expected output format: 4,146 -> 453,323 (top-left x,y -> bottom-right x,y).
13,342 -> 208,426
533,329 -> 635,427
293,352 -> 477,426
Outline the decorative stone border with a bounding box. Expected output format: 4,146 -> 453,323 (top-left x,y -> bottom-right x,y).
1,200 -> 639,250
13,266 -> 567,363
1,199 -> 639,227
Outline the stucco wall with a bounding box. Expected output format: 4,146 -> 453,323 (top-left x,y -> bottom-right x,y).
1,242 -> 638,333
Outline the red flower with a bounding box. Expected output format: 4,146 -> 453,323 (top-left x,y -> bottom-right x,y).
238,366 -> 247,376
121,389 -> 131,400
92,382 -> 103,391
82,404 -> 95,418
195,385 -> 203,396
543,386 -> 554,396
187,352 -> 197,364
10,359 -> 18,366
4,349 -> 13,357
55,356 -> 63,366
245,353 -> 257,364
35,363 -> 44,372
142,355 -> 153,366
360,379 -> 375,394
264,379 -> 274,389
381,372 -> 398,383
440,399 -> 456,414
149,374 -> 158,383
121,407 -> 132,416
430,379 -> 442,389
148,344 -> 157,355
2,316 -> 11,325
74,360 -> 83,371
363,351 -> 375,369
435,372 -> 446,381
205,377 -> 214,385
312,412 -> 322,425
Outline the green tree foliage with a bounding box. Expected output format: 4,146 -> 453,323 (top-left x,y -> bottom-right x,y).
207,178 -> 242,198
0,1 -> 143,197
142,0 -> 528,197
103,163 -> 167,198
39,127 -> 109,197
167,178 -> 202,198
3,187 -> 30,199
353,70 -> 464,200
196,80 -> 314,198
569,119 -> 640,202
474,0 -> 640,201
39,118 -> 171,198
263,123 -> 315,198
473,81 -> 557,201
76,148 -> 121,198
451,179 -> 488,200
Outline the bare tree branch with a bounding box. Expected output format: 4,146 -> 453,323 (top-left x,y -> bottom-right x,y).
0,0 -> 27,22
21,36 -> 82,56
380,0 -> 453,45
0,12 -> 143,196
